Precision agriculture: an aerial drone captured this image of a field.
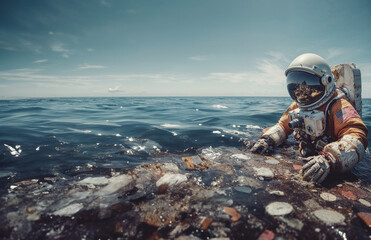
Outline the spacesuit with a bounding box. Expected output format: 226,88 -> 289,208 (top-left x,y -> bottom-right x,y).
251,53 -> 368,183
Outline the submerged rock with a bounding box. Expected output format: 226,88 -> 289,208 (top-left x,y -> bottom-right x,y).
53,203 -> 84,216
253,167 -> 274,180
313,209 -> 345,225
265,202 -> 293,216
156,173 -> 187,188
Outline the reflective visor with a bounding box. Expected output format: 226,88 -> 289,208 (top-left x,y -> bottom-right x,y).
287,71 -> 325,105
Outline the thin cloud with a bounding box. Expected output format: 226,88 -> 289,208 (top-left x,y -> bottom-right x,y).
79,64 -> 106,70
108,86 -> 120,93
326,48 -> 345,60
51,43 -> 71,58
189,56 -> 207,61
34,59 -> 48,64
87,48 -> 95,52
208,53 -> 286,85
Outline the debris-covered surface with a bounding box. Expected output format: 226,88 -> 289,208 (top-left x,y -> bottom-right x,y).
1,145 -> 370,240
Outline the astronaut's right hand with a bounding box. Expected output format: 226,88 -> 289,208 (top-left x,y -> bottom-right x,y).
250,137 -> 273,154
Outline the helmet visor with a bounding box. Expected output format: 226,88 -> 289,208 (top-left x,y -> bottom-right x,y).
287,71 -> 325,105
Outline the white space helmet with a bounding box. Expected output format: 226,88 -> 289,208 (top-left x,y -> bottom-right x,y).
285,53 -> 336,110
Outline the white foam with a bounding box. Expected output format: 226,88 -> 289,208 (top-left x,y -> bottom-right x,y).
161,123 -> 181,128
212,104 -> 228,109
212,130 -> 222,134
171,131 -> 178,136
115,133 -> 121,137
4,144 -> 21,157
246,125 -> 261,129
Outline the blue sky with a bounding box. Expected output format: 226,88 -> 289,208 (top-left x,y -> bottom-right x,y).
0,0 -> 370,98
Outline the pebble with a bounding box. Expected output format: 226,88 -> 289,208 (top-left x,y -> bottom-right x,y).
313,209 -> 345,225
53,203 -> 84,216
230,154 -> 250,161
357,212 -> 371,227
269,190 -> 285,196
234,186 -> 252,194
341,190 -> 357,200
97,174 -> 133,196
320,192 -> 337,202
156,173 -> 187,188
224,207 -> 241,221
358,199 -> 371,207
79,177 -> 109,186
257,229 -> 275,240
264,159 -> 279,165
253,167 -> 274,180
265,202 -> 293,216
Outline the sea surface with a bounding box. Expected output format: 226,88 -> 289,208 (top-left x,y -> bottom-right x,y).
1,97 -> 370,184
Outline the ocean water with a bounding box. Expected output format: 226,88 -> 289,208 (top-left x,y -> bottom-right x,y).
1,97 -> 370,184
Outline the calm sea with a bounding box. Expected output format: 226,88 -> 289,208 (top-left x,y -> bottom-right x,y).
1,97 -> 370,184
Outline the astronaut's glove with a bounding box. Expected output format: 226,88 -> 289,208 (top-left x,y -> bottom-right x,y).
250,137 -> 274,154
301,153 -> 332,183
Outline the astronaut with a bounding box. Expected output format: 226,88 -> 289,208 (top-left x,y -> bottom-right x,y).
251,53 -> 368,183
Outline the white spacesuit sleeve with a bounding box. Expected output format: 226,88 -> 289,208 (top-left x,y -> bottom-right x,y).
262,124 -> 287,147
323,135 -> 365,173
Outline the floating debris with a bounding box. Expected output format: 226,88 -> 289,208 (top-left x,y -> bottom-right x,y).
313,209 -> 345,225
320,192 -> 337,202
265,202 -> 293,216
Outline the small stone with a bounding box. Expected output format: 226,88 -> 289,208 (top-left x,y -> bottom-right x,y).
279,217 -> 304,231
231,154 -> 250,161
293,165 -> 302,170
224,207 -> 241,222
269,190 -> 285,196
201,217 -> 213,230
265,159 -> 279,165
53,203 -> 84,216
337,184 -> 343,187
254,167 -> 274,180
358,199 -> 371,207
26,207 -> 35,213
315,228 -> 320,232
234,186 -> 252,194
27,213 -> 40,221
156,173 -> 187,188
320,192 -> 337,202
357,212 -> 371,227
266,202 -> 293,216
341,190 -> 357,200
313,209 -> 345,225
115,222 -> 123,233
257,229 -> 275,240
182,157 -> 207,170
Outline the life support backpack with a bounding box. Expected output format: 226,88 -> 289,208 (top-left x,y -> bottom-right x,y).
331,63 -> 362,117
